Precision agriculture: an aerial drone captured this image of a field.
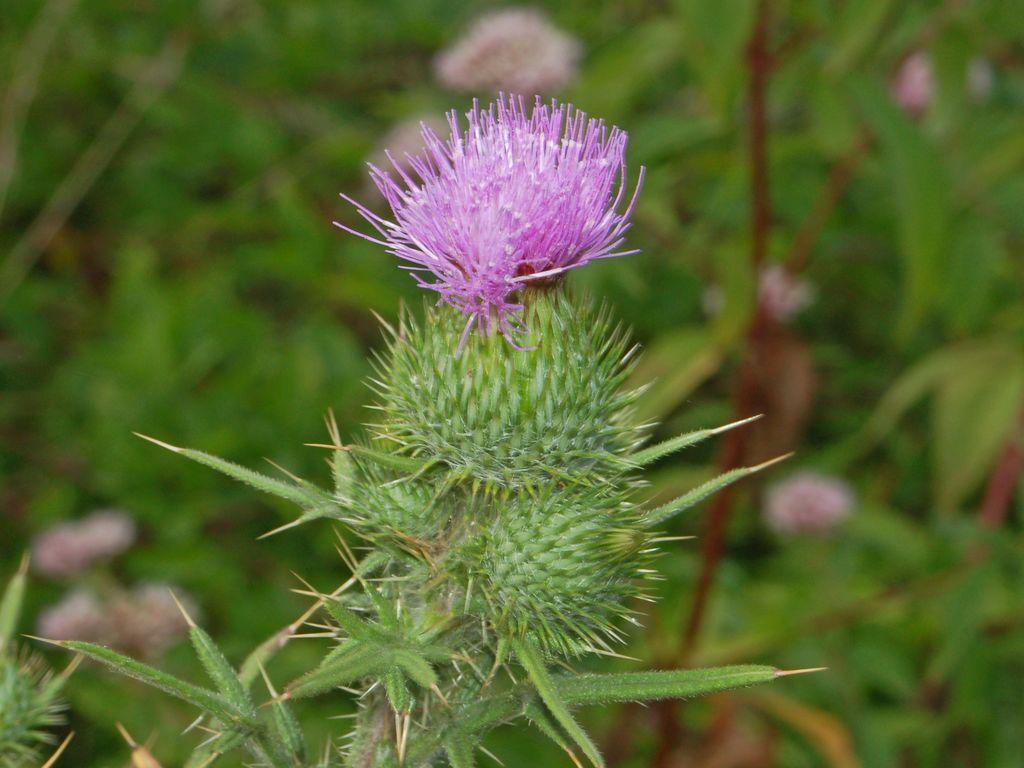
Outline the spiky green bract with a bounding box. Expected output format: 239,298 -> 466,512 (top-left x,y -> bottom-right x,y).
370,289 -> 645,491
1,563 -> 67,768
120,287 -> 801,767
0,649 -> 66,768
55,637 -> 305,768
341,459 -> 452,542
467,485 -> 649,657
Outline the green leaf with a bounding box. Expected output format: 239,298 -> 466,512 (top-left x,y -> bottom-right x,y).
349,443 -> 432,473
183,728 -> 250,768
631,415 -> 762,467
0,554 -> 28,649
674,0 -> 757,117
849,348 -> 958,455
135,433 -> 332,509
187,620 -> 255,717
384,666 -> 414,714
390,647 -> 438,690
631,327 -> 725,422
462,693 -> 522,734
512,638 -> 604,768
324,600 -> 377,641
932,343 -> 1024,512
268,695 -> 305,763
556,665 -> 779,705
568,21 -> 682,121
60,640 -> 250,725
850,77 -> 951,338
643,454 -> 790,528
286,641 -> 386,699
444,731 -> 476,768
524,700 -> 576,754
826,0 -> 896,75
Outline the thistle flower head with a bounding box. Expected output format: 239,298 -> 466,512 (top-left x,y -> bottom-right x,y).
337,95 -> 644,346
763,472 -> 855,536
435,8 -> 581,95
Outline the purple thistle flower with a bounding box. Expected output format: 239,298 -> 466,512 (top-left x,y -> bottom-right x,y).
336,95 -> 644,348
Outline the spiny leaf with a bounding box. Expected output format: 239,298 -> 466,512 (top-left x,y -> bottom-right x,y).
256,662 -> 305,763
348,443 -> 433,473
56,640 -> 249,726
323,600 -> 378,641
643,453 -> 792,528
390,647 -> 438,690
134,433 -> 331,509
0,552 -> 29,649
512,638 -> 604,768
462,692 -> 522,734
444,730 -> 476,768
183,728 -> 250,768
175,594 -> 255,717
630,415 -> 762,467
384,666 -> 414,714
556,665 -> 779,705
524,700 -> 576,755
285,641 -> 386,699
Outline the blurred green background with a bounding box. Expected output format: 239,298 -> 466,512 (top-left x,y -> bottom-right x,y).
2,0 -> 1023,765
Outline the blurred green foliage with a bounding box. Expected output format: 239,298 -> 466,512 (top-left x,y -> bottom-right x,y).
1,0 -> 1022,765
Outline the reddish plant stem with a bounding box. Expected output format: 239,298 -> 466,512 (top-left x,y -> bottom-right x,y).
978,409 -> 1024,529
649,6 -> 774,766
681,0 -> 774,666
785,130 -> 872,273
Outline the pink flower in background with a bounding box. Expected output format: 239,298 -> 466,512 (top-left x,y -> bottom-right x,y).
78,509 -> 136,559
758,265 -> 814,322
764,472 -> 855,536
890,52 -> 933,117
702,265 -> 813,323
435,8 -> 581,95
32,524 -> 97,577
39,583 -> 196,659
36,590 -> 106,642
32,509 -> 136,577
338,95 -> 643,346
107,584 -> 195,659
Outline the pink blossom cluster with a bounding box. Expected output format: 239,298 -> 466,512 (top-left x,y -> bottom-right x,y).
32,509 -> 137,577
435,8 -> 581,95
702,265 -> 813,324
763,472 -> 855,536
37,584 -> 195,660
891,52 -> 995,118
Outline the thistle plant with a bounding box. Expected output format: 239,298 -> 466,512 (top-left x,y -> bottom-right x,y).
1,558 -> 72,768
44,96 -> 812,767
